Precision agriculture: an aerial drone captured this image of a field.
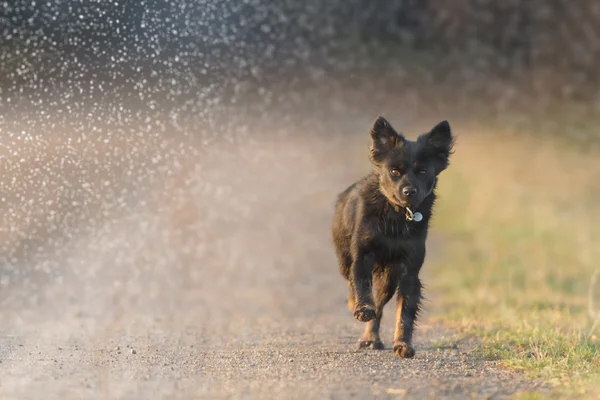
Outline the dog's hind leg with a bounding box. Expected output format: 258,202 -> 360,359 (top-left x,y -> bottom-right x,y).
358,267 -> 396,349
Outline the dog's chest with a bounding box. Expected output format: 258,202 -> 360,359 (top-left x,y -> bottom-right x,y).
372,217 -> 412,254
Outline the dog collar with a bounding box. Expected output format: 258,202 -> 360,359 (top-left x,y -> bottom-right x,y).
405,207 -> 423,222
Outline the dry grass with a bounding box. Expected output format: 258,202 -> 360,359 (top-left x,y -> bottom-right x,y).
429,130 -> 600,396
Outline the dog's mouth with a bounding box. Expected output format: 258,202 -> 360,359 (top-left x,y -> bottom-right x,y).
383,188 -> 421,211
393,195 -> 420,210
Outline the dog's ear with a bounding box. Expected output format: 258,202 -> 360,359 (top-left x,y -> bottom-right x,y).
369,116 -> 404,165
421,120 -> 455,172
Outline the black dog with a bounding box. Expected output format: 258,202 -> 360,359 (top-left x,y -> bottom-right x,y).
332,116 -> 454,358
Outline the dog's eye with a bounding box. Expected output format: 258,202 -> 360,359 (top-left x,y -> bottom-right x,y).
418,169 -> 427,175
390,169 -> 401,177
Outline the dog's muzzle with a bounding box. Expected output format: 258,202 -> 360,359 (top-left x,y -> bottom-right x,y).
404,177 -> 437,223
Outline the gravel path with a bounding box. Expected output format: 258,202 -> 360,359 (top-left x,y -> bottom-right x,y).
0,122 -> 545,399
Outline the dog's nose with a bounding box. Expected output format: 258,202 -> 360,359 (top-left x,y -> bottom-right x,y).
402,187 -> 418,197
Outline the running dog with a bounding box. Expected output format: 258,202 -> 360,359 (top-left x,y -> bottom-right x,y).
332,116 -> 454,358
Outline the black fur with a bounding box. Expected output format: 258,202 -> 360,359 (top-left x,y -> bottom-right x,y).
332,116 -> 454,358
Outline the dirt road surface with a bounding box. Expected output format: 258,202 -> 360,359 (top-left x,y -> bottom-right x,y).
0,116 -> 544,399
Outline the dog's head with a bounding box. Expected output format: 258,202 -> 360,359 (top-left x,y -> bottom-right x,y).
369,116 -> 454,209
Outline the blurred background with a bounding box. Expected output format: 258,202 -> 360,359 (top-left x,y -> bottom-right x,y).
1,0 -> 600,398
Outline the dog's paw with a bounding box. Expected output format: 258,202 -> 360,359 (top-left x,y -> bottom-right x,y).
393,342 -> 415,359
353,305 -> 376,322
358,340 -> 384,350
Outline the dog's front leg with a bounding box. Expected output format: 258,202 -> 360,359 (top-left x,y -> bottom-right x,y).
351,250 -> 376,322
393,244 -> 425,358
393,274 -> 422,358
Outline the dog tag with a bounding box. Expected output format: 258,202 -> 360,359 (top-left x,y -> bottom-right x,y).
413,212 -> 423,222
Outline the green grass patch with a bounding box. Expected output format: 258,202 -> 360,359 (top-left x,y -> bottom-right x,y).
428,133 -> 600,397
511,392 -> 555,400
429,333 -> 469,350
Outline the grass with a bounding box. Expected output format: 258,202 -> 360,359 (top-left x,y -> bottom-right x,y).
428,130 -> 600,397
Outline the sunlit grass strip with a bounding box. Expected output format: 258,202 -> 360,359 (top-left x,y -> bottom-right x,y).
428,132 -> 600,396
